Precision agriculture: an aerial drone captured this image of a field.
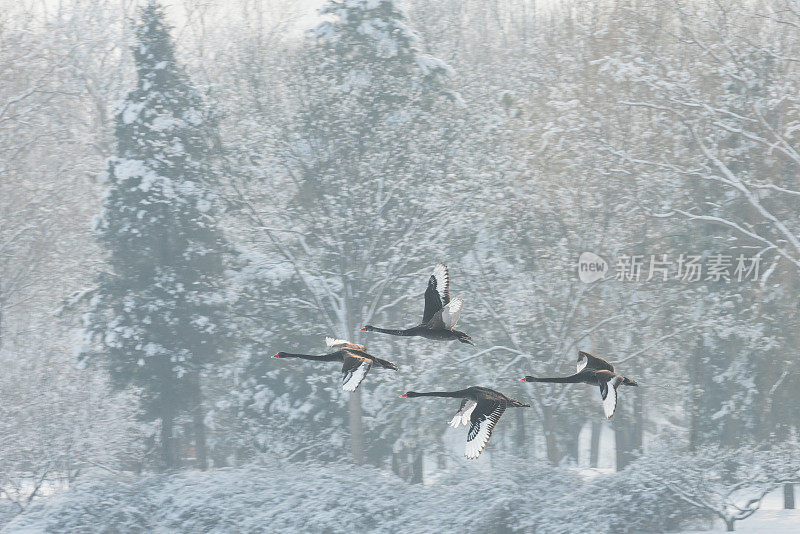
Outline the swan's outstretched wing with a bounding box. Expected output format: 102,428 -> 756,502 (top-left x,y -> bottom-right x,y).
440,297 -> 463,329
465,400 -> 506,459
432,263 -> 450,305
341,353 -> 372,392
599,375 -> 624,419
577,351 -> 614,373
422,277 -> 443,324
422,263 -> 450,324
427,297 -> 464,330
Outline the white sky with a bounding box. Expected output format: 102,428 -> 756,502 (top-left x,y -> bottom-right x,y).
5,0 -> 326,37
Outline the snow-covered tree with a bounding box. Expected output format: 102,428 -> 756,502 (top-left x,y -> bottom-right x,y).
592,0 -> 800,455
230,0 -> 466,468
655,443 -> 800,531
0,2 -> 143,519
81,1 -> 233,471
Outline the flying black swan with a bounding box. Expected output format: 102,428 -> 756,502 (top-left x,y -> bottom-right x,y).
272,337 -> 398,392
521,350 -> 638,419
361,263 -> 473,345
400,386 -> 529,459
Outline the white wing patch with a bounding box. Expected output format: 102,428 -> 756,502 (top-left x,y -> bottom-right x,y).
440,297 -> 463,330
602,376 -> 623,419
432,263 -> 450,304
326,337 -> 351,348
448,401 -> 477,428
577,353 -> 588,373
342,361 -> 370,392
464,404 -> 504,459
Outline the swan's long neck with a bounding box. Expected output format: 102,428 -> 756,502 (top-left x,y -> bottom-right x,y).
408,389 -> 470,399
280,353 -> 340,362
369,326 -> 417,337
527,374 -> 583,383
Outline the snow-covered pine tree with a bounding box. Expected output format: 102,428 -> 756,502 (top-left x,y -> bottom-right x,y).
82,1 -> 232,471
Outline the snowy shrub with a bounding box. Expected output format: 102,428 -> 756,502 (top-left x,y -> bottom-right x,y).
0,500 -> 19,530
5,445 -> 797,533
538,464 -> 708,534
3,458 -> 570,534
433,456 -> 575,533
3,474 -> 156,533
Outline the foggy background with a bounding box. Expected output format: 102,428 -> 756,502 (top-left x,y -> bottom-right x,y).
1,0 -> 799,532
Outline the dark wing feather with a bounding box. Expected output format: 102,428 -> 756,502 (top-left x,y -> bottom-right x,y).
578,351 -> 615,373
422,275 -> 444,325
345,348 -> 396,370
341,353 -> 371,392
600,375 -> 623,419
465,400 -> 506,459
365,354 -> 398,370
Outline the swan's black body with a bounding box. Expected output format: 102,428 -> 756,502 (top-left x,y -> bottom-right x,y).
523,369 -> 637,387
362,263 -> 474,345
401,386 -> 529,459
403,386 -> 530,405
273,339 -> 397,392
521,351 -> 637,419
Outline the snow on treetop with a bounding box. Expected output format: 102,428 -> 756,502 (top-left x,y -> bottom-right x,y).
150,115 -> 180,131
315,0 -> 420,59
121,101 -> 145,125
415,55 -> 453,78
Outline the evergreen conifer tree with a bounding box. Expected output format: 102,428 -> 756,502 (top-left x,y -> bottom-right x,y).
82,1 -> 232,470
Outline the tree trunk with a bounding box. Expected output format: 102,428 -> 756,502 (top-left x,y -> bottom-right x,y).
614,404 -> 641,471
391,450 -> 400,476
632,384 -> 644,455
589,421 -> 601,468
688,341 -> 703,451
410,449 -> 423,484
541,405 -> 560,464
567,425 -> 581,464
724,517 -> 735,532
349,390 -> 364,464
161,412 -> 176,471
515,408 -> 528,457
784,483 -> 795,509
187,371 -> 208,470
614,420 -> 628,471
194,403 -> 208,470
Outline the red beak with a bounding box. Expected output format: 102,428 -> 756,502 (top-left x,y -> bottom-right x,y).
360,326 -> 367,332
400,393 -> 407,398
519,377 -> 526,381
271,353 -> 280,358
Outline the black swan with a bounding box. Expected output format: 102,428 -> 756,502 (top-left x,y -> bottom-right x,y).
273,337 -> 397,391
361,263 -> 473,345
521,350 -> 638,419
400,386 -> 529,459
